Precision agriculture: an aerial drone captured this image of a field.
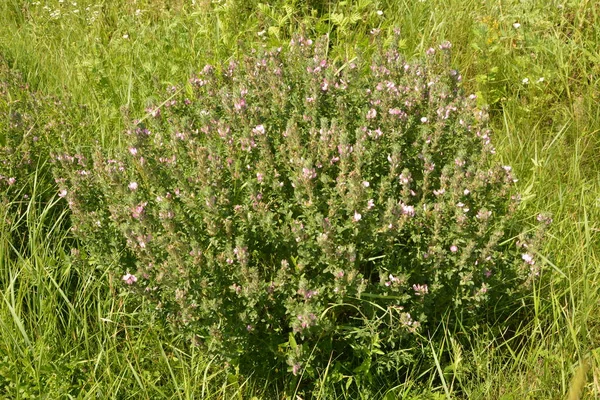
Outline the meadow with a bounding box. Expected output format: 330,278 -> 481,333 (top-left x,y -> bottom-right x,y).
0,0 -> 599,398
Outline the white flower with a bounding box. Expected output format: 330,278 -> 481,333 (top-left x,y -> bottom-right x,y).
522,78 -> 530,85
353,211 -> 362,222
513,22 -> 521,29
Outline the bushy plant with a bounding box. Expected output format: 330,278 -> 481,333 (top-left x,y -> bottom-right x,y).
57,35 -> 546,388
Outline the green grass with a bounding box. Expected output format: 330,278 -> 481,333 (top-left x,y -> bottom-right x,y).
1,0 -> 599,398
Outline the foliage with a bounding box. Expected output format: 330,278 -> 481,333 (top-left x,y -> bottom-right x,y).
57,35 -> 545,389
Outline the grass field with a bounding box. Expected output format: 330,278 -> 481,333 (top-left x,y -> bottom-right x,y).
0,0 -> 599,398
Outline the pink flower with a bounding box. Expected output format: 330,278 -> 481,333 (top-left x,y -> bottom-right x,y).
7,177 -> 16,186
252,125 -> 265,135
353,211 -> 362,222
58,189 -> 67,198
128,147 -> 138,156
366,108 -> 377,119
522,253 -> 535,265
367,199 -> 375,209
450,245 -> 458,253
122,273 -> 138,285
362,181 -> 370,187
401,203 -> 415,217
128,182 -> 138,191
413,283 -> 428,295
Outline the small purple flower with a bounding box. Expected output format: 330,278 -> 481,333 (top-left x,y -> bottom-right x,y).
122,273 -> 137,285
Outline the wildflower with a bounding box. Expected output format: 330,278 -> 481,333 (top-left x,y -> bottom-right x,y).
122,273 -> 137,285
399,173 -> 411,185
128,147 -> 138,156
302,167 -> 317,179
413,283 -> 428,295
292,363 -> 301,376
401,203 -> 415,217
128,182 -> 138,191
366,108 -> 377,119
421,117 -> 428,123
450,245 -> 458,253
256,172 -> 264,183
537,213 -> 552,225
513,22 -> 521,29
367,199 -> 375,209
376,10 -> 383,16
58,189 -> 67,198
522,78 -> 529,85
363,181 -> 370,187
353,211 -> 362,222
7,177 -> 16,186
439,41 -> 452,50
476,209 -> 492,220
252,125 -> 265,135
522,253 -> 535,265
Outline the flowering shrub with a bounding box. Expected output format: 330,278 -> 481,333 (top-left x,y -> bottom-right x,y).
57,36 -> 545,385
